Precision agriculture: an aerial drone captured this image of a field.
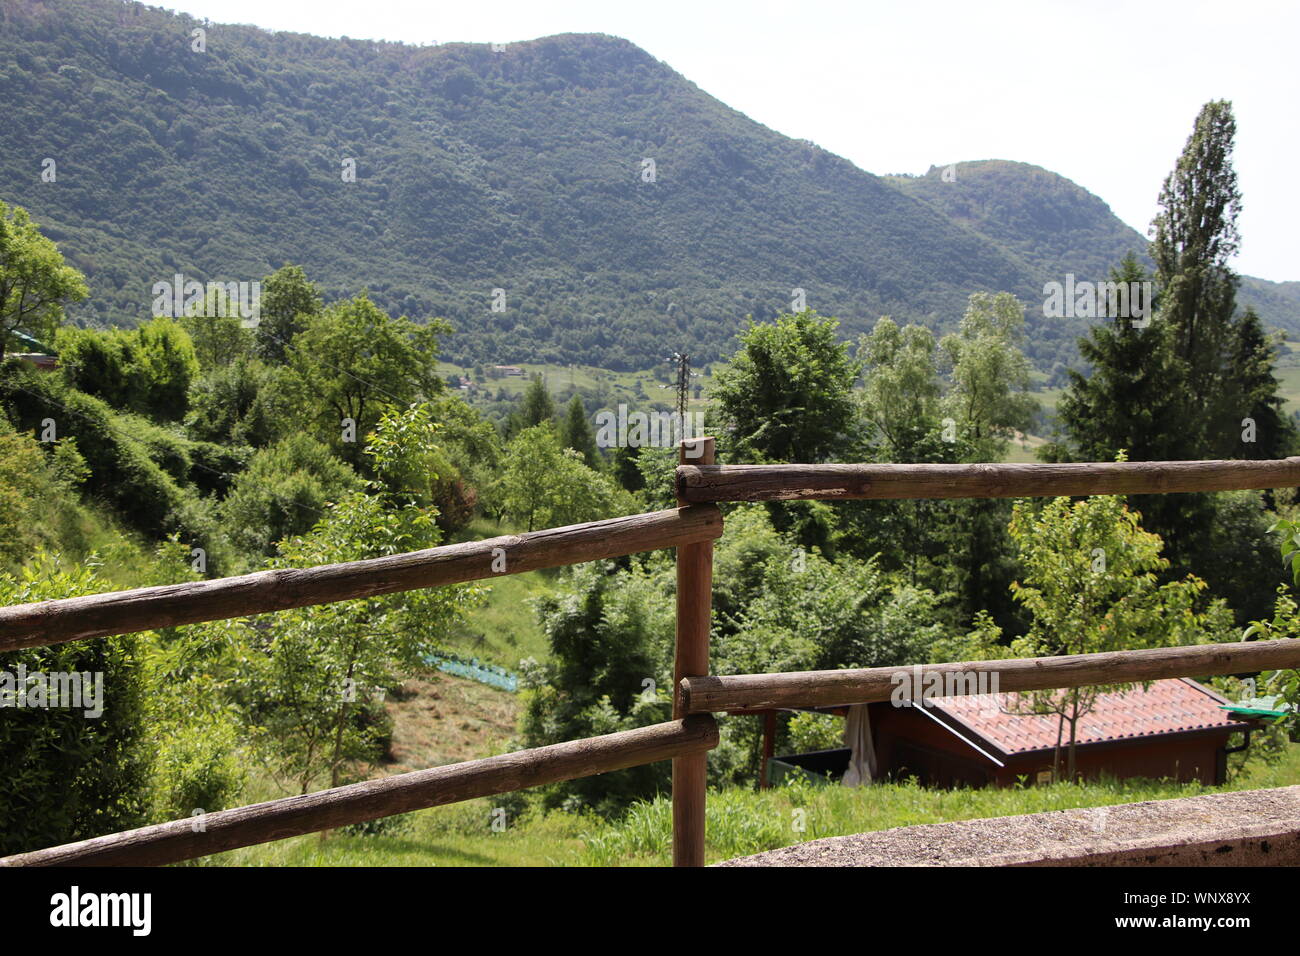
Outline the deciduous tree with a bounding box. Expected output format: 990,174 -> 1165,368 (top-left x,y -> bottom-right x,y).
255,264 -> 322,364
283,293 -> 447,467
713,312 -> 859,463
0,200 -> 87,362
1003,492 -> 1233,780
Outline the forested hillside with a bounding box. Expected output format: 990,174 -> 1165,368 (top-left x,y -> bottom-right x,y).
3,0 -> 1293,376
888,160 -> 1300,333
887,160 -> 1150,284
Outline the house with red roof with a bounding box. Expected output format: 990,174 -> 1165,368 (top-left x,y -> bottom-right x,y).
764,678 -> 1257,789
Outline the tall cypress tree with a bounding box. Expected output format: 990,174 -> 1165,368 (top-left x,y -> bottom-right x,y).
1149,99 -> 1244,458
1053,101 -> 1289,621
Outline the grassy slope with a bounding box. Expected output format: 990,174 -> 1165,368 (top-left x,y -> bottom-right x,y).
443,566 -> 552,669
1274,365 -> 1300,416
438,517 -> 554,669
382,674 -> 520,775
4,481 -> 161,591
436,360 -> 717,416
437,360 -> 657,396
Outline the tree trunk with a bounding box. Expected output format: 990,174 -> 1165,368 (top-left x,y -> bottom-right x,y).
1052,711 -> 1065,782
322,656 -> 358,842
1066,691 -> 1080,782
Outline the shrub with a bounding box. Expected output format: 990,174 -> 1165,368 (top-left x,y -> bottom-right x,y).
152,708 -> 246,821
0,552 -> 152,854
217,433 -> 361,563
0,364 -> 202,538
56,317 -> 198,421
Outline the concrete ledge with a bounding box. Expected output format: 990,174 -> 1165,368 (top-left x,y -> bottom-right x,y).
717,785 -> 1300,867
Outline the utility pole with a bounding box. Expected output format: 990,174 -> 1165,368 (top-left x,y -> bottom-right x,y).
664,351 -> 695,424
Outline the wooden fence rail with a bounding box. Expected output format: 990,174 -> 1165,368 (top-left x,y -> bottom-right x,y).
0,505 -> 722,653
680,639 -> 1300,713
3,452 -> 1300,868
1,716 -> 719,867
676,457 -> 1300,503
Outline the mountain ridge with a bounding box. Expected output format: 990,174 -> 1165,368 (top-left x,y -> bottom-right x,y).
0,0 -> 1294,373
889,159 -> 1300,329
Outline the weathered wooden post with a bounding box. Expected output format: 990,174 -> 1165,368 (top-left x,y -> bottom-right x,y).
673,435 -> 716,866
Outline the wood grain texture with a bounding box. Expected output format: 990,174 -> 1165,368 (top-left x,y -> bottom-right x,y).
674,437 -> 715,868
0,505 -> 723,653
1,715 -> 719,867
676,457 -> 1300,503
679,639 -> 1300,713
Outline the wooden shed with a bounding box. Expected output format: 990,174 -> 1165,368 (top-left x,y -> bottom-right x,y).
764,678 -> 1256,788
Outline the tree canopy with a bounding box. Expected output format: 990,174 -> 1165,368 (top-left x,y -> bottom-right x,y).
0,200 -> 87,362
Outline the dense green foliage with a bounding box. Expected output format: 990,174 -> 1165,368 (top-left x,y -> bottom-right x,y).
519,504 -> 949,812
886,160 -> 1152,285
713,312 -> 859,464
243,407 -> 484,794
0,359 -> 232,542
217,433 -> 361,565
0,553 -> 150,854
57,315 -> 198,420
1047,102 -> 1295,623
255,265 -> 322,364
0,198 -> 87,362
491,422 -> 634,531
282,293 -> 447,468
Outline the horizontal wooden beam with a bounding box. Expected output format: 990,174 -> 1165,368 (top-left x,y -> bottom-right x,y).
676,457 -> 1300,503
0,505 -> 722,653
679,639 -> 1300,713
1,715 -> 719,867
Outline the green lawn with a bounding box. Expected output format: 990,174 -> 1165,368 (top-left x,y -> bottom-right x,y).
205,802 -> 593,867
202,742 -> 1300,867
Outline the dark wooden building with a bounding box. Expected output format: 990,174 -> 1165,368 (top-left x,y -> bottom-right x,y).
766,678 -> 1255,788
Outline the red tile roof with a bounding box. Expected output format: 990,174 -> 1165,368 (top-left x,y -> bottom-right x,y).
931,678 -> 1251,755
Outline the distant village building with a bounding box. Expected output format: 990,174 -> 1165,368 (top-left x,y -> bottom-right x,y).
493,365 -> 524,377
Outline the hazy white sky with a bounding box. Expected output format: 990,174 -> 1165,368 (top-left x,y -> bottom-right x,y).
166,0 -> 1298,281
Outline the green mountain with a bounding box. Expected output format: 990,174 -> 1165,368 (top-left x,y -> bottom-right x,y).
885,160 -> 1151,283
887,160 -> 1300,332
1,0 -> 1294,373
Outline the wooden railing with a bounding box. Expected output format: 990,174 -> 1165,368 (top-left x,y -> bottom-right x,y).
0,505 -> 723,652
3,445 -> 1300,867
3,717 -> 719,866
